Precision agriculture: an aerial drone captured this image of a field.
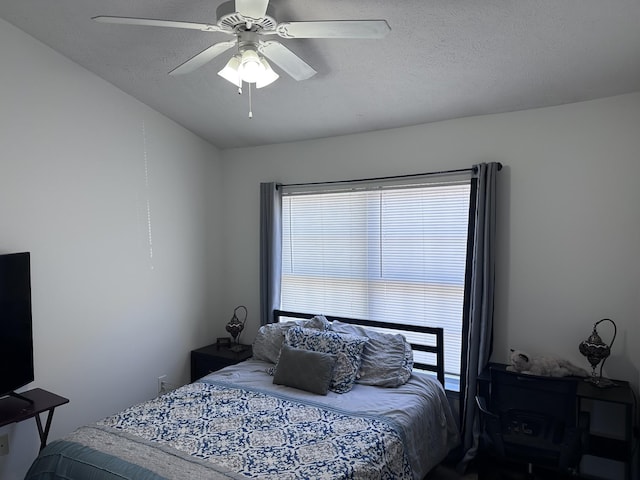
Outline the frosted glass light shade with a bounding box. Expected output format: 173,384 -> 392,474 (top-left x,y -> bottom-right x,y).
218,55 -> 242,87
238,49 -> 264,83
256,58 -> 279,88
218,50 -> 279,88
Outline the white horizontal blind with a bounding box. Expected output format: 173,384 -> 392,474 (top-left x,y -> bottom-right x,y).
280,178 -> 472,382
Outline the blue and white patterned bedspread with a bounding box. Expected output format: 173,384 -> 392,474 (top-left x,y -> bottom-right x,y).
97,381 -> 413,480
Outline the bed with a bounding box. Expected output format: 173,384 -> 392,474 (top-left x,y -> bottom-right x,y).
26,310 -> 459,480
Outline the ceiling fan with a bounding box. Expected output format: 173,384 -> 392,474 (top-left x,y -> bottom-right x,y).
93,0 -> 391,90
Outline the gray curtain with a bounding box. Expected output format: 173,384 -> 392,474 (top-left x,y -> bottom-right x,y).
459,162 -> 499,469
259,182 -> 282,326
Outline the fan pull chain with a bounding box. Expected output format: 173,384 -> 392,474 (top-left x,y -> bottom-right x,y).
248,82 -> 253,119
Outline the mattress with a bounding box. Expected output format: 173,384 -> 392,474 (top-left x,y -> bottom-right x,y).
26,359 -> 459,480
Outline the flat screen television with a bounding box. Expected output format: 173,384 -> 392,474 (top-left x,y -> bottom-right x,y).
0,252 -> 34,398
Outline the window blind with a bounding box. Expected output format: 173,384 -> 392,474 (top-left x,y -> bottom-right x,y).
280,176 -> 472,383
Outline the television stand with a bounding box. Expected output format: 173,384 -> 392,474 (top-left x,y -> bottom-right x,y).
0,388 -> 69,450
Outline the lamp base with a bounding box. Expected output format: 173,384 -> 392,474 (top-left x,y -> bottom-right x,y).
229,344 -> 247,353
584,376 -> 617,388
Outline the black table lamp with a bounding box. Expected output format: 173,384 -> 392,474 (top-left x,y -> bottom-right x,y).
578,318 -> 617,388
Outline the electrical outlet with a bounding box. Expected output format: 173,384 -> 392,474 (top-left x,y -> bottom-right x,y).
157,375 -> 167,395
161,379 -> 176,393
0,433 -> 9,456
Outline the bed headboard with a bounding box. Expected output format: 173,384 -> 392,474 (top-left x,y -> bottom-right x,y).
273,309 -> 445,387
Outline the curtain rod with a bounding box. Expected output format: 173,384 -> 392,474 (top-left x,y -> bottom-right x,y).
278,163 -> 501,189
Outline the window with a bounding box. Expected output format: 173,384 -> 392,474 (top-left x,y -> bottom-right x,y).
280,175 -> 473,389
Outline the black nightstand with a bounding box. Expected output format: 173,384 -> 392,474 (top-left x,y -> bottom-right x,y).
190,344 -> 253,382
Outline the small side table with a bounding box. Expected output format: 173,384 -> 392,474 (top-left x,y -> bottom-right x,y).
191,344 -> 253,382
0,388 -> 69,451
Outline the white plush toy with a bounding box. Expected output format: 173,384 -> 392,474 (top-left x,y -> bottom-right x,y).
507,349 -> 588,377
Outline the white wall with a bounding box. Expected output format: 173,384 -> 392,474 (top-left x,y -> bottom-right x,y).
0,19 -> 223,479
221,93 -> 640,396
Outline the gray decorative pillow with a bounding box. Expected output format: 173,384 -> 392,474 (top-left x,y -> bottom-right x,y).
331,320 -> 413,387
285,326 -> 367,393
252,322 -> 296,363
253,316 -> 330,364
273,344 -> 337,395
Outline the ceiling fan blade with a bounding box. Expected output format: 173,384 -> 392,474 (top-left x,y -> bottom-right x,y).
259,41 -> 316,81
169,41 -> 236,75
93,16 -> 223,32
235,0 -> 269,21
276,20 -> 390,39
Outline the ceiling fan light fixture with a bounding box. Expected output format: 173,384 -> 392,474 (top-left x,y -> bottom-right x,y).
255,58 -> 279,88
238,49 -> 265,83
218,55 -> 242,87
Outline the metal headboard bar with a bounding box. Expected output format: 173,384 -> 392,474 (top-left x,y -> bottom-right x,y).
273,309 -> 445,387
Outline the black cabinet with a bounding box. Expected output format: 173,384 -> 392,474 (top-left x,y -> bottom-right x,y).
576,380 -> 635,480
190,344 -> 253,382
477,363 -> 636,480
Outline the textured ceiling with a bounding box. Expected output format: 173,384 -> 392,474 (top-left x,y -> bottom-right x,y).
1,0 -> 639,149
